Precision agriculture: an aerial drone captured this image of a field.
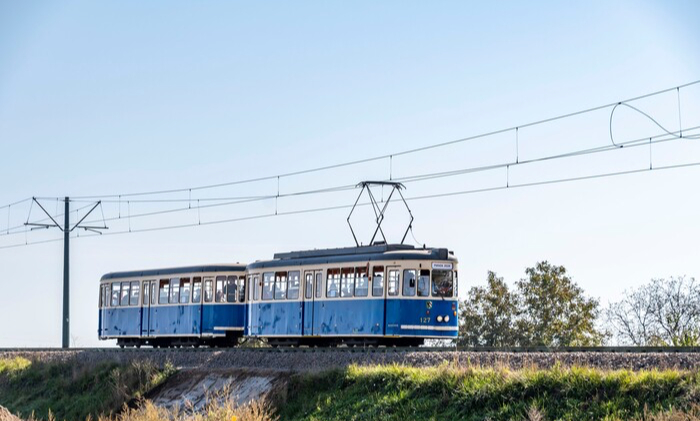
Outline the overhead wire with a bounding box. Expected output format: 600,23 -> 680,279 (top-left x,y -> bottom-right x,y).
14,124 -> 700,232
2,158 -> 699,250
67,80 -> 700,200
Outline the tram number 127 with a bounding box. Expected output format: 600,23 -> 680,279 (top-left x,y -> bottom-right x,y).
419,317 -> 430,324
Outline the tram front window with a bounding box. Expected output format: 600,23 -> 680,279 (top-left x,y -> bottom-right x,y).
431,270 -> 454,297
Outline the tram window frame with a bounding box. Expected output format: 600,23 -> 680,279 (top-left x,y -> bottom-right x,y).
227,275 -> 238,303
215,276 -> 226,303
142,281 -> 150,305
304,272 -> 313,299
288,271 -> 300,300
262,272 -> 274,300
130,281 -> 140,306
238,278 -> 245,302
418,270 -> 430,297
340,268 -> 354,297
169,278 -> 180,304
204,279 -> 213,303
254,275 -> 262,301
158,279 -> 170,305
180,277 -> 191,304
150,282 -> 157,305
120,282 -> 131,306
99,285 -> 103,308
274,271 -> 288,300
388,270 -> 399,297
315,272 -> 322,299
103,285 -> 109,308
372,266 -> 384,297
431,269 -> 454,297
111,283 -> 120,306
192,277 -> 202,303
403,269 -> 417,297
326,269 -> 340,298
355,266 -> 369,297
454,271 -> 458,297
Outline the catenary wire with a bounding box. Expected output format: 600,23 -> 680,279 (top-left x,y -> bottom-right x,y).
2,159 -> 699,250
67,80 -> 700,200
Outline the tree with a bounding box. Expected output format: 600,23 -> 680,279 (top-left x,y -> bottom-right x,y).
458,262 -> 604,347
458,271 -> 518,346
606,276 -> 700,346
515,261 -> 603,346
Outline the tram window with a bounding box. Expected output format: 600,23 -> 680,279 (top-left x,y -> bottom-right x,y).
192,277 -> 202,303
99,285 -> 104,308
130,281 -> 140,306
432,270 -> 454,297
227,276 -> 238,303
262,273 -> 274,300
288,271 -> 300,300
238,278 -> 245,302
315,273 -> 322,298
372,266 -> 384,297
143,281 -> 150,305
121,282 -> 131,306
355,267 -> 369,297
111,283 -> 120,306
326,269 -> 340,298
180,278 -> 191,304
418,270 -> 430,297
254,275 -> 261,301
215,276 -> 226,303
388,270 -> 399,296
151,282 -> 157,305
274,271 -> 287,300
159,279 -> 170,304
305,273 -> 313,299
170,278 -> 180,304
341,268 -> 355,297
204,279 -> 213,303
403,270 -> 416,297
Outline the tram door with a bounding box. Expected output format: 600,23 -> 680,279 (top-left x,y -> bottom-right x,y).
141,280 -> 152,337
383,266 -> 401,335
302,271 -> 320,336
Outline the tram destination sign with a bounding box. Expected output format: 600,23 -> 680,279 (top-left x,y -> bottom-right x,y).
432,262 -> 453,270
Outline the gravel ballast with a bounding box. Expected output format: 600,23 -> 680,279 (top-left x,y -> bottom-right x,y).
3,349 -> 700,371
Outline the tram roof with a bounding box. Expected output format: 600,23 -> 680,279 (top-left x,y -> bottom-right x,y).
248,244 -> 456,270
100,264 -> 247,281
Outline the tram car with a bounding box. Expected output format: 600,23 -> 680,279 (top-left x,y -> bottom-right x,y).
246,243 -> 458,347
98,264 -> 247,347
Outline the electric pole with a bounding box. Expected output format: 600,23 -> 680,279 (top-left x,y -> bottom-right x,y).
25,197 -> 107,348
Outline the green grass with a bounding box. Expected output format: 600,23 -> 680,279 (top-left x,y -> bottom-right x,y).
0,357 -> 175,421
278,364 -> 700,421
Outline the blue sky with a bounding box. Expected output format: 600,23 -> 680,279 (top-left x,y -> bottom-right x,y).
1,1 -> 699,346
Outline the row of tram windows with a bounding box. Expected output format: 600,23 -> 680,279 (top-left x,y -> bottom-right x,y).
99,275 -> 246,308
250,265 -> 457,302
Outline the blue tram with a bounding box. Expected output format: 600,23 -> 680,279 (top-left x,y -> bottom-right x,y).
246,244 -> 459,347
98,264 -> 247,347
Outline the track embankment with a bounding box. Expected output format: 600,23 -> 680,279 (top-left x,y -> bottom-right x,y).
3,348 -> 700,371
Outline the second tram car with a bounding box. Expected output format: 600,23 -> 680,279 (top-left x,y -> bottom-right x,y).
98,264 -> 247,347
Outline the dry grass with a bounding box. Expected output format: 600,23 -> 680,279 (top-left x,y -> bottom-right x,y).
98,398 -> 278,421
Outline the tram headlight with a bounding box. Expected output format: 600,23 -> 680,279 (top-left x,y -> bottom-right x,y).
437,316 -> 443,322
444,315 -> 450,322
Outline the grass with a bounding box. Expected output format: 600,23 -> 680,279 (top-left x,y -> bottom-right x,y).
0,357 -> 175,421
3,358 -> 700,421
278,364 -> 700,421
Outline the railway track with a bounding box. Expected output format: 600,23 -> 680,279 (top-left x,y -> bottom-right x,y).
2,346 -> 700,353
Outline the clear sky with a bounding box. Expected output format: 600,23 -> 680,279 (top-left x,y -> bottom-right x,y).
1,1 -> 699,347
